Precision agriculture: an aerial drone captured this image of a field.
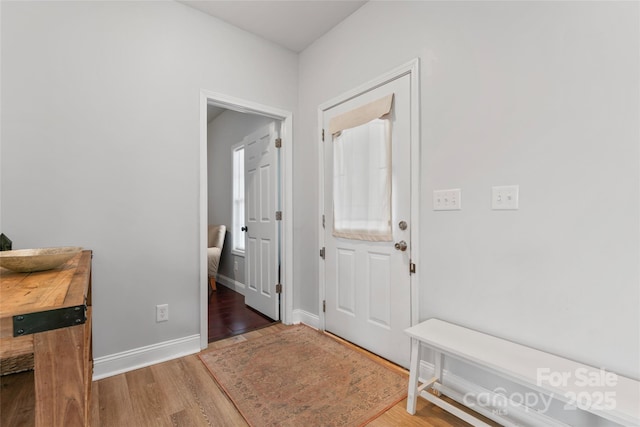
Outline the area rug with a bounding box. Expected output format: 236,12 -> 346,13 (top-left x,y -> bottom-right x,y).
198,325 -> 408,427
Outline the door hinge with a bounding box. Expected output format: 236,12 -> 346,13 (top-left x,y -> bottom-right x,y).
275,211 -> 282,221
275,138 -> 282,148
276,283 -> 282,293
322,129 -> 325,142
322,214 -> 325,229
323,300 -> 326,313
410,261 -> 416,275
320,247 -> 325,259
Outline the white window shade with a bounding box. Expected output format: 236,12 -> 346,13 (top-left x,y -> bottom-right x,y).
330,94 -> 394,242
329,94 -> 394,135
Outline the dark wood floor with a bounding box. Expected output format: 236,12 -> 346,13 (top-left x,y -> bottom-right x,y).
208,284 -> 275,342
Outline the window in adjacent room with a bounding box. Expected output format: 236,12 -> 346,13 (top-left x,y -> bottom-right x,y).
231,143 -> 245,255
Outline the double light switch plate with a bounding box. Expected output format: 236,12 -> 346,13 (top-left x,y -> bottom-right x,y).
492,185 -> 519,210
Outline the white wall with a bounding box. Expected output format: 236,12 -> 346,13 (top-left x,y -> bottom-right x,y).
207,109 -> 274,284
298,0 -> 639,386
0,1 -> 297,361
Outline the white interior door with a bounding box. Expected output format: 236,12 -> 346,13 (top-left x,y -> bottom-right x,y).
244,122 -> 280,320
323,74 -> 412,367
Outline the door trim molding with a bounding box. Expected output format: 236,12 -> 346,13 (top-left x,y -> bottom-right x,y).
317,58 -> 421,331
200,90 -> 294,350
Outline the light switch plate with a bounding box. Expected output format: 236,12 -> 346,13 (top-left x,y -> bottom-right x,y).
433,189 -> 461,211
492,185 -> 519,210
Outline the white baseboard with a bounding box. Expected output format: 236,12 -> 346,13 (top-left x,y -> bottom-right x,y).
93,334 -> 201,381
291,309 -> 320,329
217,273 -> 245,294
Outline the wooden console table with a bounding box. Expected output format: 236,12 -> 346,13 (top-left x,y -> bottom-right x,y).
0,250 -> 92,427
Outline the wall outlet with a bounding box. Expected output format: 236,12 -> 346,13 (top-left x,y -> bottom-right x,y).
492,185 -> 519,210
234,260 -> 239,273
156,304 -> 169,322
433,189 -> 461,211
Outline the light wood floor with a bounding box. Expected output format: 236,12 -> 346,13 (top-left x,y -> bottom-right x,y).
1,324 -> 498,426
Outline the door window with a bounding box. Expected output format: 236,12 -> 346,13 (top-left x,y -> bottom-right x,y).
332,118 -> 392,241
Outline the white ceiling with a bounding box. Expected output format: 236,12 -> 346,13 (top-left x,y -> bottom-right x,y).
179,0 -> 367,52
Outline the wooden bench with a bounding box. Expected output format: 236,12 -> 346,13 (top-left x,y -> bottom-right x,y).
405,319 -> 640,427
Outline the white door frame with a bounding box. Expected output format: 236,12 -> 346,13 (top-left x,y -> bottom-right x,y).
199,89 -> 293,350
317,58 -> 421,331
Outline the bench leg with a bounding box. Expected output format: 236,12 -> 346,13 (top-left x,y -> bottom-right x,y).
407,337 -> 420,415
434,350 -> 443,396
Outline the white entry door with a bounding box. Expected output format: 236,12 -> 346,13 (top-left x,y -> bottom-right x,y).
244,122 -> 280,321
323,74 -> 412,367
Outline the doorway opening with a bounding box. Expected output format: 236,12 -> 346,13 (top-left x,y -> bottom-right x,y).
199,90 -> 293,349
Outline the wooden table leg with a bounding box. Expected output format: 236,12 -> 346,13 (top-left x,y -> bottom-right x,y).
33,320 -> 90,427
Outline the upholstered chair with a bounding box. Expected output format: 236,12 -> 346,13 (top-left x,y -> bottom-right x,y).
207,225 -> 226,292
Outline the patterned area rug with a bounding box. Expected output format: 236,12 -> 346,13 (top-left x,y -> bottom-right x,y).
199,325 -> 408,427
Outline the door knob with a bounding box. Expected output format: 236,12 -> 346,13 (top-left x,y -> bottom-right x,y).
394,240 -> 407,251
241,226 -> 248,232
